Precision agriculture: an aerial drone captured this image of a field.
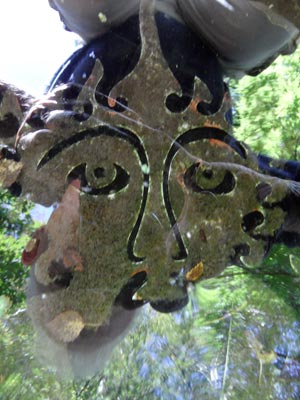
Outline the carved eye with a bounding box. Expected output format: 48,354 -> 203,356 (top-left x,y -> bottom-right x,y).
183,162 -> 236,194
68,163 -> 130,195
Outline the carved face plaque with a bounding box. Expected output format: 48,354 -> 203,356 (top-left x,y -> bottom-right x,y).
2,0 -> 295,354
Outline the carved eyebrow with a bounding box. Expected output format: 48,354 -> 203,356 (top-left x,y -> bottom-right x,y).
163,127 -> 247,260
37,125 -> 150,262
37,125 -> 148,170
168,127 -> 247,159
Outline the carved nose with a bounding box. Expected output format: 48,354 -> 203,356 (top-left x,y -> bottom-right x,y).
127,158 -> 188,263
130,208 -> 187,262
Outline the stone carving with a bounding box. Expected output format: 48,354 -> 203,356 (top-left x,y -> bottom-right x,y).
0,0 -> 299,366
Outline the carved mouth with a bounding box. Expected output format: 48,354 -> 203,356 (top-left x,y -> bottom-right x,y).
115,270 -> 148,310
115,269 -> 189,314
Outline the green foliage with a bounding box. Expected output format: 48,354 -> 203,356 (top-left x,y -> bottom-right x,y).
232,50 -> 300,160
0,190 -> 33,236
0,189 -> 35,306
0,310 -> 77,400
1,253 -> 300,399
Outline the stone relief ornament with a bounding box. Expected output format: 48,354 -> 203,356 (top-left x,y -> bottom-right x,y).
0,0 -> 300,377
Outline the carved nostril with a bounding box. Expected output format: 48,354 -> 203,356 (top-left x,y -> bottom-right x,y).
242,210 -> 264,232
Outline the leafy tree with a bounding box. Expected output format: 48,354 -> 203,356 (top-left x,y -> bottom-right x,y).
0,190 -> 35,305
232,50 -> 300,160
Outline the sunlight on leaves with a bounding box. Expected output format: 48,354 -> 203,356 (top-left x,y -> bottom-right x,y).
289,254 -> 300,276
0,295 -> 12,317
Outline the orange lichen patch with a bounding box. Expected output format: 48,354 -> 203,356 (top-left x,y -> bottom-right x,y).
63,248 -> 84,272
74,264 -> 84,272
208,138 -> 233,152
176,172 -> 185,188
189,97 -> 201,113
131,267 -> 149,277
46,310 -> 84,343
186,262 -> 204,282
203,121 -> 223,129
108,96 -> 117,108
